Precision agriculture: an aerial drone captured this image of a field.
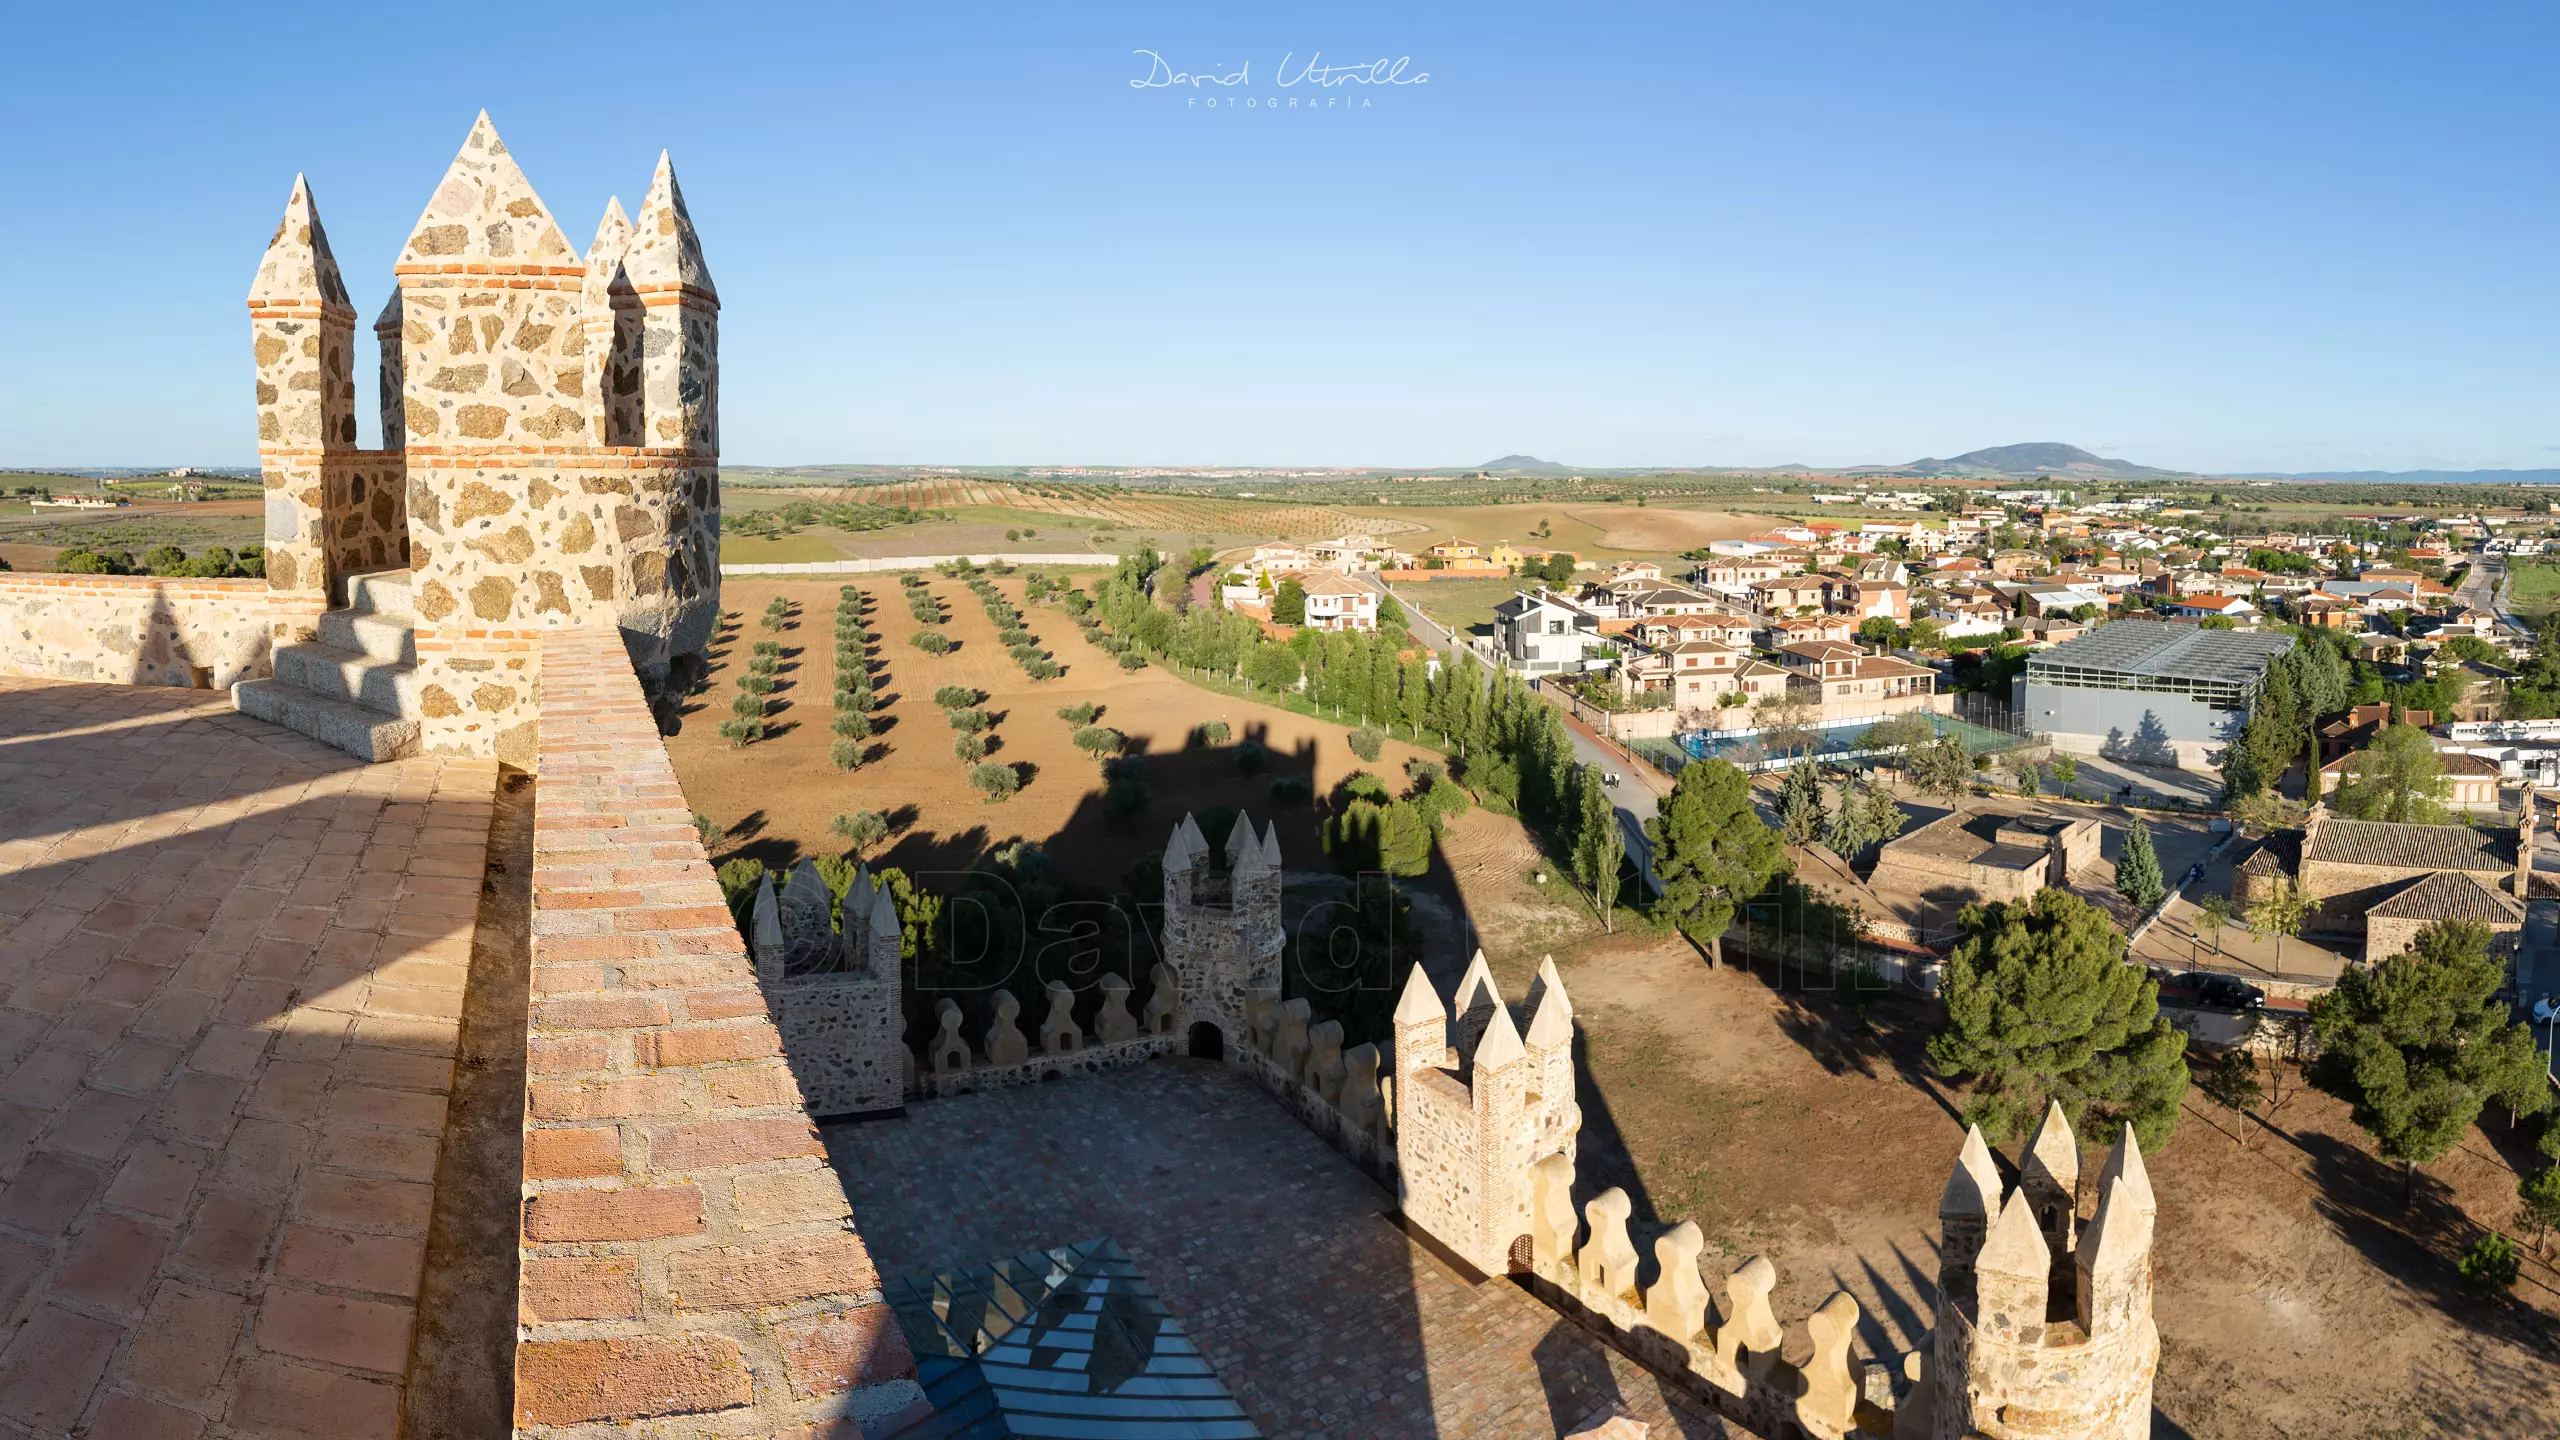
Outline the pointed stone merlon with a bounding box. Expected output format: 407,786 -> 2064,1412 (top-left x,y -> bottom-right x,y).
1391,964 -> 1447,1092
1797,1291 -> 1863,1434
1938,1124 -> 2004,1280
2093,1122 -> 2155,1222
625,151 -> 719,450
749,874 -> 783,985
248,175 -> 356,598
580,196 -> 641,446
1973,1189 -> 2051,1342
2020,1100 -> 2080,1257
1163,814 -> 1206,875
1451,949 -> 1501,1063
392,112 -> 590,450
372,290 -> 405,451
867,882 -> 900,982
2075,1172 -> 2157,1338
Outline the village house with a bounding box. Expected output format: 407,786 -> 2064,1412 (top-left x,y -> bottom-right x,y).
1491,589 -> 1608,674
1294,570 -> 1379,632
1773,640 -> 1940,713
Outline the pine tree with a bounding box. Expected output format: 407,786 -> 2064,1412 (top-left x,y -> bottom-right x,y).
1645,759 -> 1786,964
1928,887 -> 2191,1149
1859,773 -> 1908,846
2116,818 -> 2165,911
2309,919 -> 2552,1205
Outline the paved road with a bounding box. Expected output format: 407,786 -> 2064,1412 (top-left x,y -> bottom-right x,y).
2458,552 -> 2526,633
1367,574 -> 1666,892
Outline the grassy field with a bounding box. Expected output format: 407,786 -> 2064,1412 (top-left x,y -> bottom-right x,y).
1396,575 -> 1532,638
1338,501 -> 1775,559
2508,559 -> 2560,613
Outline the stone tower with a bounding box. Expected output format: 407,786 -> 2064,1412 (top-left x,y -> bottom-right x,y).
1157,812 -> 1285,1049
750,861 -> 905,1118
1389,958 -> 1581,1277
235,113 -> 720,766
1925,1111 -> 2159,1440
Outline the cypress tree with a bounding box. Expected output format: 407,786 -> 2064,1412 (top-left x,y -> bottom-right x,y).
2116,818 -> 2165,911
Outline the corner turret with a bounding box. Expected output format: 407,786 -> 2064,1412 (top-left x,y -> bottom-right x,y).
246,175 -> 357,597
622,153 -> 718,451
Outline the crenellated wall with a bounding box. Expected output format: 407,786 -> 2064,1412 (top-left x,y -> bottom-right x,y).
0,573 -> 323,688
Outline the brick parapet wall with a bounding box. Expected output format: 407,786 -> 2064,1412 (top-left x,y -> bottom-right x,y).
521,626 -> 919,1438
0,572 -> 326,688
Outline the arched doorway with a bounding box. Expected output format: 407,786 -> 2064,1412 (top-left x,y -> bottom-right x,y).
1187,1021 -> 1224,1061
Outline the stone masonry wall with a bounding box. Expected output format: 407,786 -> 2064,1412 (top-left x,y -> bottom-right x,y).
326,450 -> 410,584
407,451 -> 719,766
519,626 -> 919,1437
0,574 -> 325,689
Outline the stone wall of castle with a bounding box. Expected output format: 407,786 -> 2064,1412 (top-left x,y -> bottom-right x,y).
0,574 -> 323,688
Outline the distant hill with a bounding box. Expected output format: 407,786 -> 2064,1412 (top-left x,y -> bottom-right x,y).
2234,468 -> 2560,485
1860,442 -> 2188,480
1477,454 -> 1574,475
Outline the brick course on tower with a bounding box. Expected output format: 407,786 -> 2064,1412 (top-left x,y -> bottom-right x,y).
235,112 -> 720,766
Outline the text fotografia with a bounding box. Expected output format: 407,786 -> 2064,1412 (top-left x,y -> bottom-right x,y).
1130,49 -> 1428,108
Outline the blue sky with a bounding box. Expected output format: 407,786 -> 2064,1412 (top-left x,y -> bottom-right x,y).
1,2 -> 2553,472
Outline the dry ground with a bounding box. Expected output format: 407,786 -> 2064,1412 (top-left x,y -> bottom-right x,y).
1434,844 -> 2560,1440
665,575 -> 1439,889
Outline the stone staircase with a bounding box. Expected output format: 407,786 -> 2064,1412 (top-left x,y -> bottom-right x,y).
233,568 -> 422,761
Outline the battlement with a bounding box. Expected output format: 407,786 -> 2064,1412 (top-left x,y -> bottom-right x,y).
1925,1104 -> 2158,1440
1390,953 -> 1580,1276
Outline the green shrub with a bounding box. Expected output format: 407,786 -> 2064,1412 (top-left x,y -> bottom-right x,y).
831,739 -> 865,771
954,733 -> 989,763
933,685 -> 977,709
1057,702 -> 1098,725
911,631 -> 952,655
832,712 -> 871,739
1234,738 -> 1267,775
1117,652 -> 1146,671
1347,726 -> 1385,762
1267,774 -> 1313,806
718,718 -> 765,747
1194,721 -> 1231,747
736,672 -> 775,695
945,707 -> 988,732
143,544 -> 188,576
1072,725 -> 1123,759
752,639 -> 782,658
729,692 -> 766,721
2457,1232 -> 2520,1294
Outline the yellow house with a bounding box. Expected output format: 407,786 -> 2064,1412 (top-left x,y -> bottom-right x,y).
1429,541 -> 1480,561
1484,543 -> 1527,570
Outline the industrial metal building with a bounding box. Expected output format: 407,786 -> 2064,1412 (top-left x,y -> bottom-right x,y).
2015,619 -> 2295,769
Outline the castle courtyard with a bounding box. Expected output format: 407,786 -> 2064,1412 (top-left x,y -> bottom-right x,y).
827,1060 -> 1727,1440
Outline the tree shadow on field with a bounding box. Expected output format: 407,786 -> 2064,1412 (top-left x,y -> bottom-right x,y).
2299,1129 -> 2554,1346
